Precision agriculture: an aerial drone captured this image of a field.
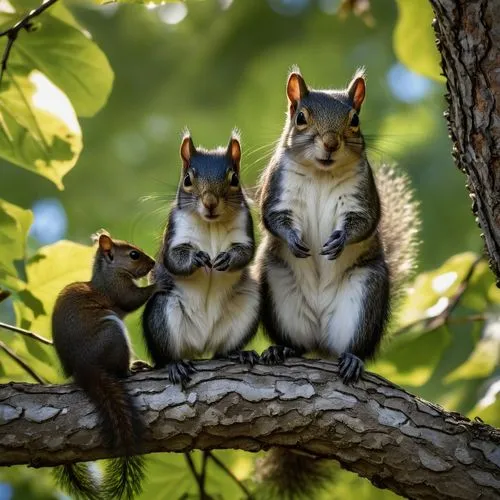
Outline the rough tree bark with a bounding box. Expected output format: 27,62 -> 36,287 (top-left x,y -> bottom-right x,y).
1,2 -> 500,500
429,0 -> 500,284
1,360 -> 500,500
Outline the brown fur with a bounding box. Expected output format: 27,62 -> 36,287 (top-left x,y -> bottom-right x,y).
52,231 -> 157,499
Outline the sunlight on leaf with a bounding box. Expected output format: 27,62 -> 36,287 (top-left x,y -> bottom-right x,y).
372,326 -> 451,386
5,4 -> 114,117
13,240 -> 94,338
393,0 -> 444,82
469,378 -> 500,427
396,252 -> 483,329
0,71 -> 82,188
446,318 -> 500,382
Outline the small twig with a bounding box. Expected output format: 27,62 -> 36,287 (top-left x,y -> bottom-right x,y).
207,451 -> 253,500
0,340 -> 45,383
396,256 -> 484,336
0,321 -> 53,345
0,0 -> 59,85
200,451 -> 209,498
447,314 -> 487,325
184,453 -> 205,498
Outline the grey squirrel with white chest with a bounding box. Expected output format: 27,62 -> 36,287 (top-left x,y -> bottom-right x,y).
52,230 -> 158,500
255,68 -> 419,496
142,131 -> 260,386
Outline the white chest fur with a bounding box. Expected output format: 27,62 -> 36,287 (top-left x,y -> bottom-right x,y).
166,209 -> 255,356
267,159 -> 369,354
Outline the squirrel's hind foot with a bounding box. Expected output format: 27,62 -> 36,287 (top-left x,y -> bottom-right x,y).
227,349 -> 259,366
260,345 -> 301,365
338,352 -> 364,384
168,360 -> 196,387
130,360 -> 152,373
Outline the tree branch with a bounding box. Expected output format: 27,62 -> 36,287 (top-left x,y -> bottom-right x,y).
0,340 -> 45,384
1,359 -> 499,499
429,0 -> 500,286
0,321 -> 53,345
0,0 -> 59,85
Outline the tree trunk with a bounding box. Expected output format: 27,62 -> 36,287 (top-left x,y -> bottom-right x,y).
1,359 -> 500,499
429,0 -> 500,284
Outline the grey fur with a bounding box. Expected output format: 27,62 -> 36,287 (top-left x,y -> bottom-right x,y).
255,67 -> 419,499
142,133 -> 260,385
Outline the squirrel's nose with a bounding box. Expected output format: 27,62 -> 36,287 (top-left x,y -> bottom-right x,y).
202,193 -> 219,211
322,133 -> 339,152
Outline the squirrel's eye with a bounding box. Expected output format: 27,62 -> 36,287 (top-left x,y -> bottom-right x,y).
350,114 -> 359,127
129,250 -> 140,260
230,173 -> 239,187
296,111 -> 307,127
183,174 -> 192,188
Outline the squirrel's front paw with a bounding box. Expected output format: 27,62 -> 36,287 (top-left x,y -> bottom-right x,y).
193,250 -> 212,268
213,251 -> 231,271
287,231 -> 311,258
320,230 -> 346,260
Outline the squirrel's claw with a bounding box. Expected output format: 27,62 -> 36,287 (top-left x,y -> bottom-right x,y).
320,230 -> 346,260
227,349 -> 260,366
260,345 -> 301,365
288,232 -> 311,258
168,360 -> 197,387
338,352 -> 364,384
193,251 -> 212,269
213,252 -> 231,271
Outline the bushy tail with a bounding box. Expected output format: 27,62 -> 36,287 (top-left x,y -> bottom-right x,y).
78,368 -> 145,500
255,449 -> 333,499
53,463 -> 101,500
375,164 -> 420,305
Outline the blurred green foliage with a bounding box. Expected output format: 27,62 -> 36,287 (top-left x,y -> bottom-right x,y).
0,0 -> 499,499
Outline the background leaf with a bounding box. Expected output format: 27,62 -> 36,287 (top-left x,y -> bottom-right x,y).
0,199 -> 32,292
13,240 -> 94,338
393,0 -> 444,82
5,3 -> 113,117
0,72 -> 82,189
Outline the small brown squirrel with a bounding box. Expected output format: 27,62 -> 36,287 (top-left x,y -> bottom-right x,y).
52,230 -> 157,500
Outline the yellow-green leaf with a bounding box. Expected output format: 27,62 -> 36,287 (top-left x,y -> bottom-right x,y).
13,240 -> 94,338
0,199 -> 33,292
446,319 -> 500,382
0,72 -> 82,189
5,3 -> 114,117
394,0 -> 444,82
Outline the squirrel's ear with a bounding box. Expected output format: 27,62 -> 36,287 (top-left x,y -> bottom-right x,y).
180,134 -> 196,170
98,234 -> 113,253
287,71 -> 308,114
347,69 -> 366,113
227,134 -> 241,173
91,228 -> 109,244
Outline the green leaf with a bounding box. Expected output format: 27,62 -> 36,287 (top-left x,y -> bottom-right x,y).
0,199 -> 33,292
446,318 -> 500,382
393,0 -> 444,82
396,252 -> 483,330
372,325 -> 451,386
5,6 -> 114,117
13,240 -> 95,338
469,379 -> 500,427
0,72 -> 82,188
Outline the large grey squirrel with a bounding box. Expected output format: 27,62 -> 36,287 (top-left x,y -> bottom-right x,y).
254,67 -> 419,497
